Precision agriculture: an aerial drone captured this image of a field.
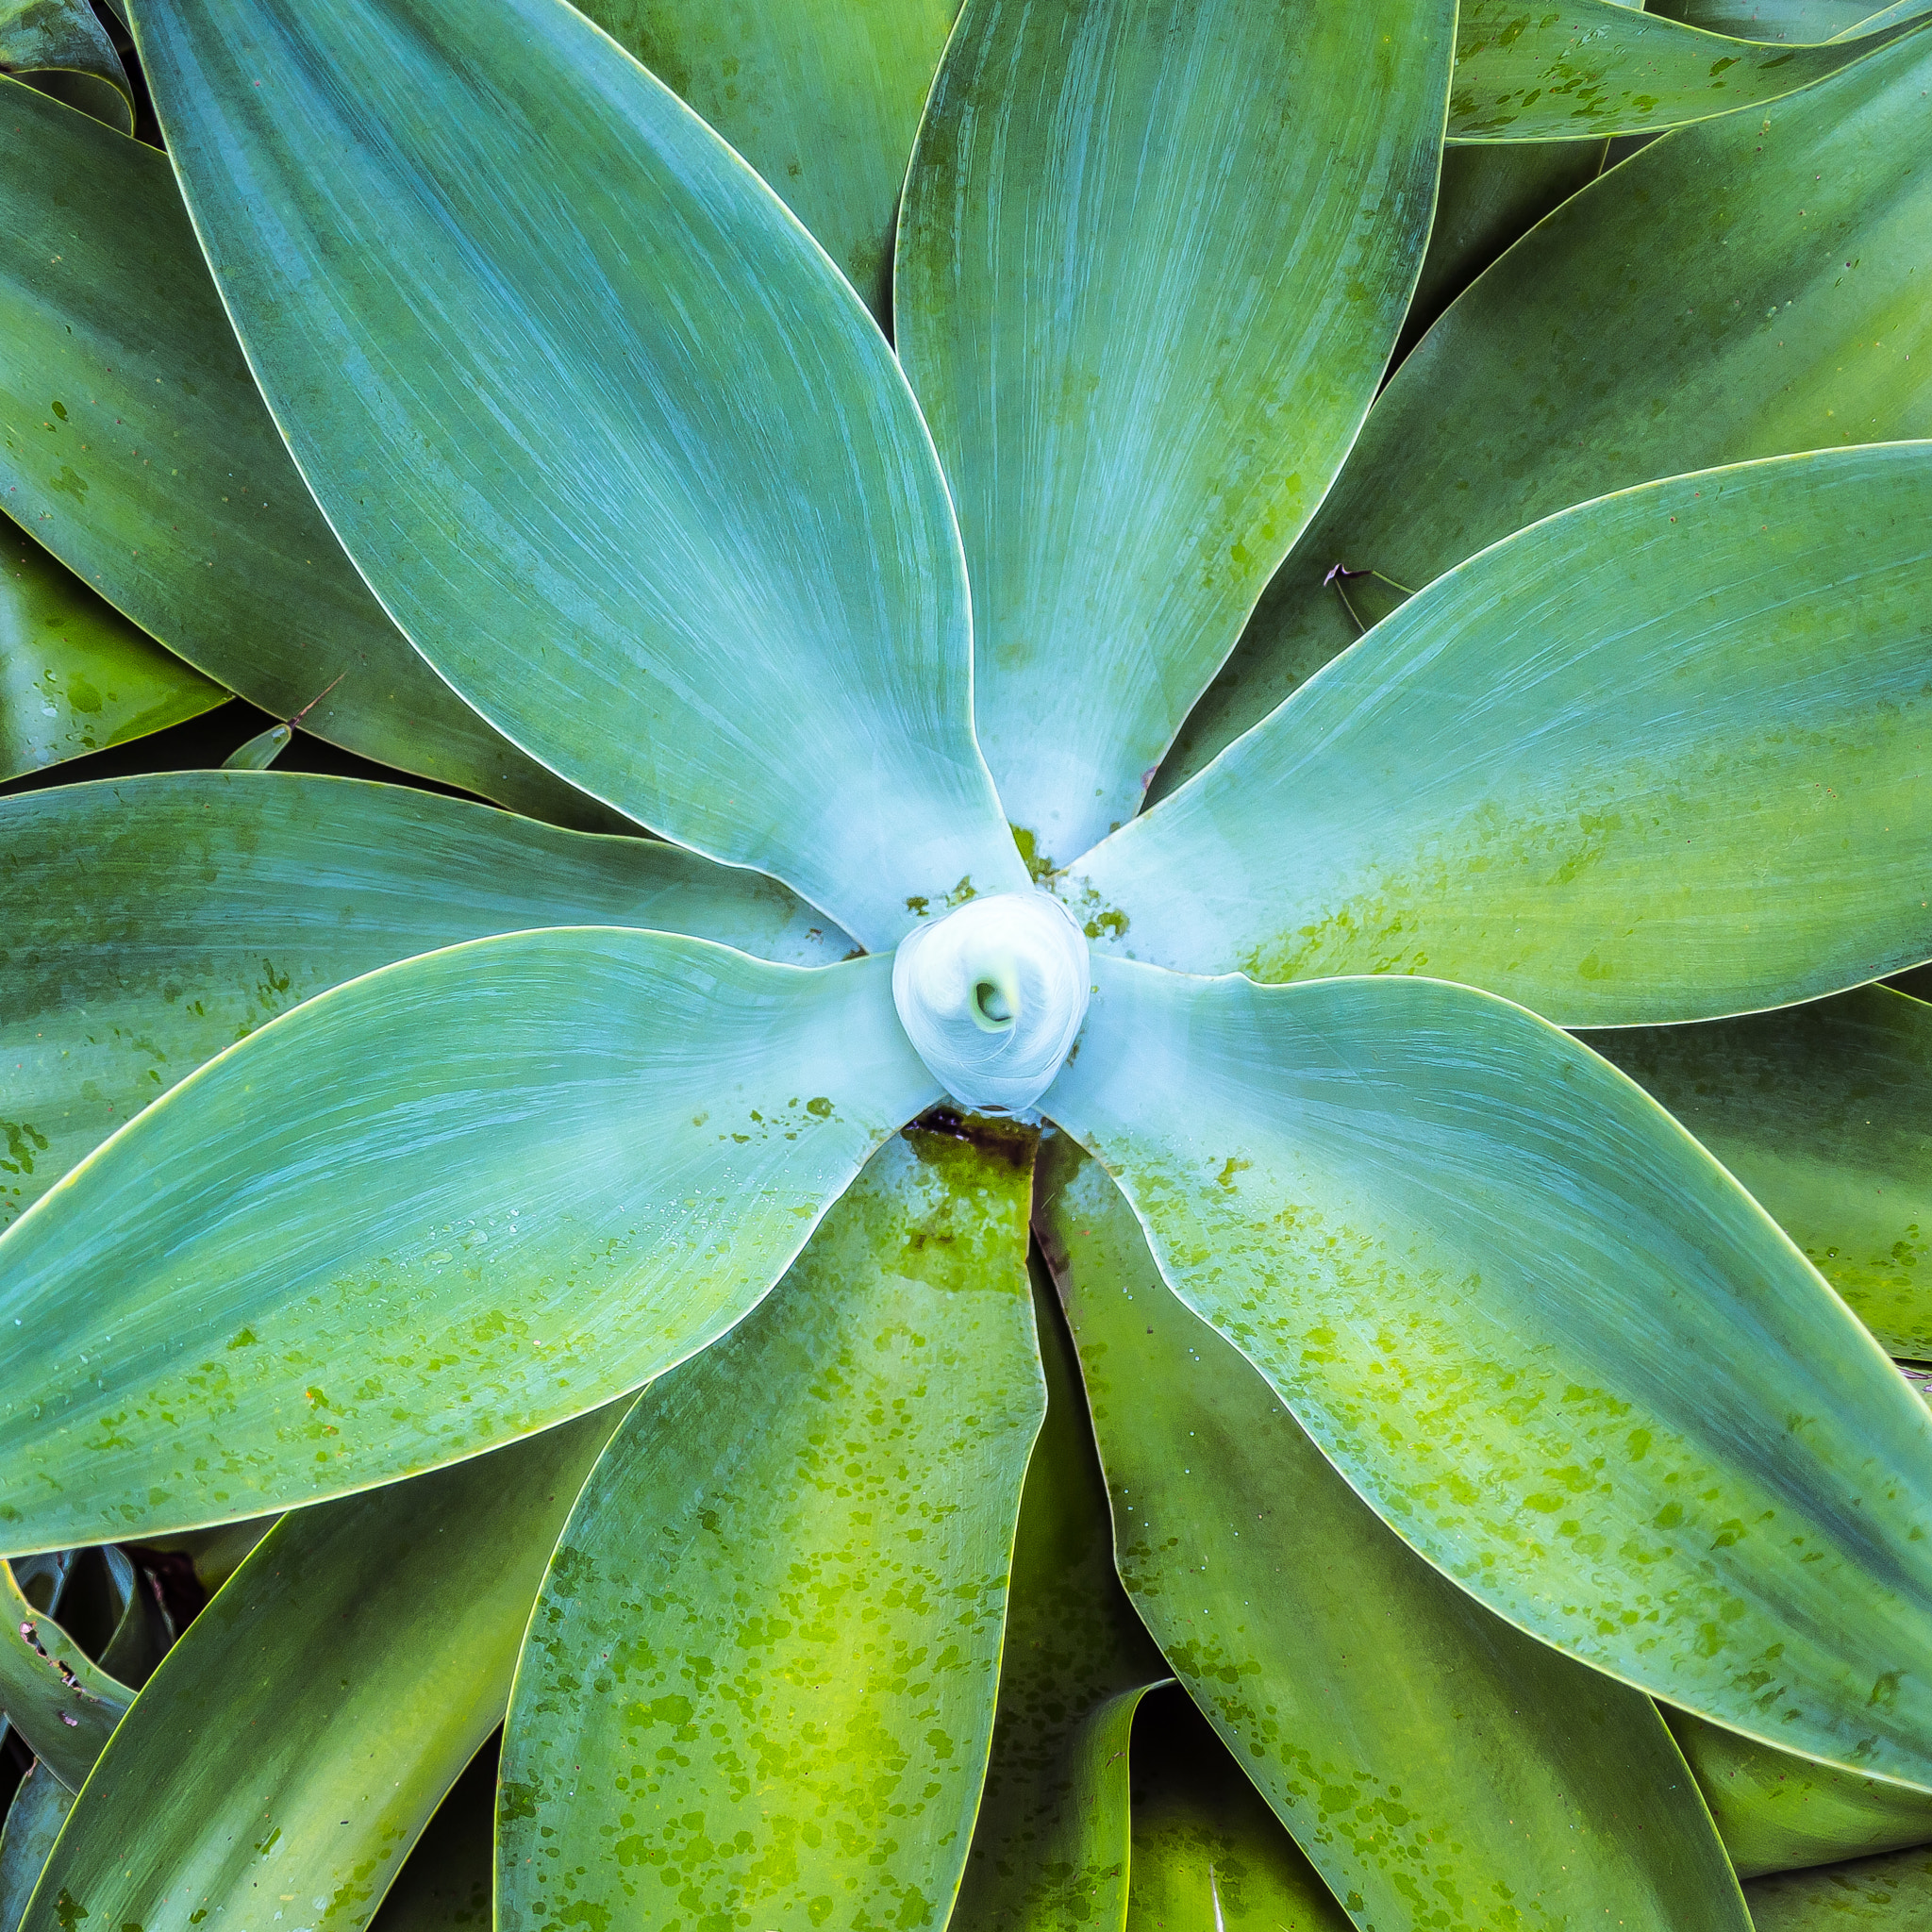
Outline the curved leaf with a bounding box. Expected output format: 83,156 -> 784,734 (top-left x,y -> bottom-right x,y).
0,1564 -> 130,1791
1041,959 -> 1932,1790
131,0 -> 1027,947
0,1768 -> 70,1932
1598,988 -> 1932,1356
1038,1132 -> 1749,1929
1,526 -> 225,784
0,932 -> 936,1550
0,77 -> 610,831
498,1119 -> 1043,1932
1071,449 -> 1932,1024
1668,1707 -> 1932,1876
20,1409 -> 622,1932
894,0 -> 1455,869
1162,27 -> 1932,787
570,0 -> 957,321
1654,0 -> 1921,40
1746,1843 -> 1932,1924
0,0 -> 130,130
952,1255 -> 1168,1932
366,1739 -> 494,1932
0,770 -> 851,1231
1449,0 -> 1921,142
1125,1690 -> 1351,1932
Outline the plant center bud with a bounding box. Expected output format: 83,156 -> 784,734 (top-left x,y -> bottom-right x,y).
891,891 -> 1091,1114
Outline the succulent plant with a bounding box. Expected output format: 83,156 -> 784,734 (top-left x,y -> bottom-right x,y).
2,1 -> 1931,1928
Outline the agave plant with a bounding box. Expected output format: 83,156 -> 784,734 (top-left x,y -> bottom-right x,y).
2,0 -> 1931,1927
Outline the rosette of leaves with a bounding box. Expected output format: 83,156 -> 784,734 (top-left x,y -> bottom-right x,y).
3,1 -> 1932,1929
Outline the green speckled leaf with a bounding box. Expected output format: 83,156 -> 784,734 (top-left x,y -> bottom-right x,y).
1038,1134 -> 1748,1930
0,1560 -> 129,1790
0,76 -> 610,831
0,1767 -> 70,1932
0,933 -> 936,1550
0,526 -> 225,783
132,0 -> 1027,947
895,0 -> 1454,868
365,1740 -> 494,1932
1669,1706 -> 1932,1876
498,1121 -> 1043,1932
569,0 -> 957,320
1162,28 -> 1932,787
1041,960 -> 1932,1790
1125,1690 -> 1350,1932
0,0 -> 131,129
1448,0 -> 1921,141
0,770 -> 850,1233
20,1410 -> 622,1932
1072,449 -> 1932,1025
951,1254 -> 1168,1932
1598,988 -> 1932,1356
1747,1843 -> 1932,1924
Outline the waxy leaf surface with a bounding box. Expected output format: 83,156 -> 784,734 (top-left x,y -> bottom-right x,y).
951,1258 -> 1167,1932
571,0 -> 957,321
1038,1135 -> 1748,1930
0,529 -> 224,784
0,933 -> 936,1549
896,0 -> 1454,867
1073,450 -> 1932,1025
1449,0 -> 1920,141
1657,0 -> 1919,37
366,1740 -> 494,1932
20,1411 -> 621,1932
133,0 -> 1027,946
0,1769 -> 70,1932
1164,30 -> 1932,783
1746,1843 -> 1932,1924
1669,1707 -> 1932,1876
0,77 -> 604,828
1,771 -> 849,1230
0,1561 -> 130,1790
1599,987 -> 1932,1356
1041,960 -> 1932,1789
499,1123 -> 1044,1932
0,0 -> 130,128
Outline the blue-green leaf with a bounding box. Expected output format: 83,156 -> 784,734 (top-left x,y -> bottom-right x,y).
0,0 -> 131,129
130,0 -> 1026,945
0,1767 -> 71,1932
0,932 -> 935,1549
1041,960 -> 1932,1790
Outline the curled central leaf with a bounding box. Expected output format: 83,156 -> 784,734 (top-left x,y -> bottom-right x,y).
891,891 -> 1090,1112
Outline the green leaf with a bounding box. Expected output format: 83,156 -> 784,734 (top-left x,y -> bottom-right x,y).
0,770 -> 850,1232
0,0 -> 131,130
569,0 -> 957,322
365,1739 -> 494,1932
894,0 -> 1456,869
19,1409 -> 623,1932
1746,1843 -> 1932,1925
498,1118 -> 1043,1932
0,1556 -> 130,1790
0,77 -> 613,833
1037,1132 -> 1749,1929
1596,988 -> 1932,1356
1070,448 -> 1932,1024
0,1768 -> 71,1932
1041,960 -> 1932,1790
1449,0 -> 1921,142
1124,1690 -> 1351,1932
1654,0 -> 1923,40
219,722 -> 290,771
130,0 -> 1026,948
1161,27 -> 1932,788
1667,1707 -> 1932,1877
0,931 -> 936,1549
951,1257 -> 1168,1932
1,526 -> 225,783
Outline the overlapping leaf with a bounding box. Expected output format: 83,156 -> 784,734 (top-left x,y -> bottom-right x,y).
1164,28 -> 1932,783
1746,1842 -> 1932,1924
896,0 -> 1455,868
499,1123 -> 1043,1932
131,0 -> 1027,945
1072,450 -> 1932,1024
1,771 -> 849,1229
1041,960 -> 1932,1789
0,0 -> 130,128
0,1769 -> 70,1932
0,934 -> 935,1548
0,77 -> 606,828
0,1561 -> 130,1790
